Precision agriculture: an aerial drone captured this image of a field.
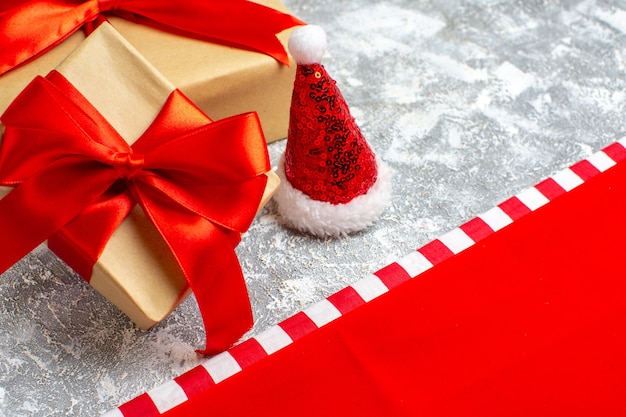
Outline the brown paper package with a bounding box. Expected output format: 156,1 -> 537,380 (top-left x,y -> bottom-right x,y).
0,0 -> 297,143
0,23 -> 280,330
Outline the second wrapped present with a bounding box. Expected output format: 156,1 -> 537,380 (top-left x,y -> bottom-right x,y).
0,0 -> 303,143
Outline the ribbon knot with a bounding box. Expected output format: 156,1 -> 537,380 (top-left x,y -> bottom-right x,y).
114,151 -> 144,179
0,72 -> 271,354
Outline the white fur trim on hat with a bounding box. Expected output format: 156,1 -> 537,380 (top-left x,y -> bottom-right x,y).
273,156 -> 392,237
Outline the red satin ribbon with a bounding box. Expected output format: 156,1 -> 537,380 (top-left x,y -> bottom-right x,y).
0,0 -> 304,75
0,70 -> 270,354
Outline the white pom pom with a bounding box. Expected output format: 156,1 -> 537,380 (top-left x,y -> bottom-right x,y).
288,25 -> 327,65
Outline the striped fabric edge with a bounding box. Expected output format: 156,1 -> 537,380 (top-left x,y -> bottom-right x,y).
103,138 -> 626,417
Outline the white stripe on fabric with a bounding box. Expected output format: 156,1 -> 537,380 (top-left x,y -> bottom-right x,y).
201,352 -> 242,384
516,187 -> 550,211
438,228 -> 475,254
478,206 -> 513,232
304,299 -> 342,328
587,151 -> 616,172
551,168 -> 584,191
396,251 -> 434,278
351,274 -> 389,302
254,325 -> 293,355
148,380 -> 188,414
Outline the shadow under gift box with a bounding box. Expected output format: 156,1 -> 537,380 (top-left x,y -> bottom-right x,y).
0,23 -> 280,330
0,0 -> 297,144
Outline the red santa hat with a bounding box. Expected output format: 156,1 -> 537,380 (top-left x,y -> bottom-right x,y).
274,25 -> 392,237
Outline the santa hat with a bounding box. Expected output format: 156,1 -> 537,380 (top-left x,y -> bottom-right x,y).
274,25 -> 392,237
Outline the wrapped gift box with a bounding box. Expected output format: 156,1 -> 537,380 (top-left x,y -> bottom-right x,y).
0,23 -> 280,335
0,0 -> 298,143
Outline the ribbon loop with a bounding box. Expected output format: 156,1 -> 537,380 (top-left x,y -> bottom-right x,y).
114,151 -> 145,179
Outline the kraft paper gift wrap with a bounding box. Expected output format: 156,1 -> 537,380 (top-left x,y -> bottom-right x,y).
0,23 -> 280,342
0,0 -> 299,143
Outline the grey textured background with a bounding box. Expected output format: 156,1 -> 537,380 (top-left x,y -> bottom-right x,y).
2,0 -> 626,415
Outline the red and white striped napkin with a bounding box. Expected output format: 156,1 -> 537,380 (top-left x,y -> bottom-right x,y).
105,139 -> 626,416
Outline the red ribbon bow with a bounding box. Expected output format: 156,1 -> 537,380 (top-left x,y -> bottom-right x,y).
0,0 -> 304,75
0,70 -> 270,354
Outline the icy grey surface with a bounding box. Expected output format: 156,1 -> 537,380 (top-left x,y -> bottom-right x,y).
2,0 -> 626,415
